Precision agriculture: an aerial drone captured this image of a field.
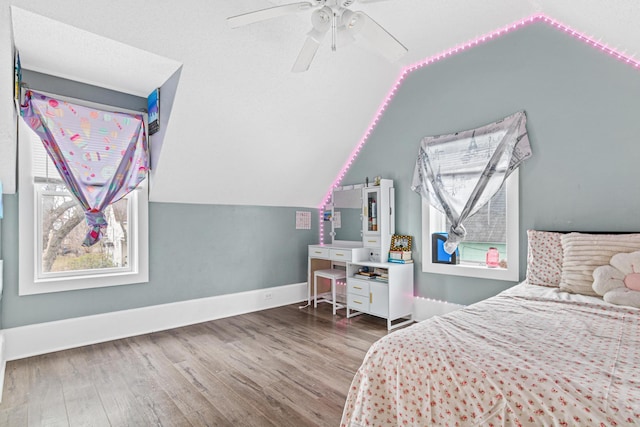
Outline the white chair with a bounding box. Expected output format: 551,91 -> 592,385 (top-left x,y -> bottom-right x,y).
313,268 -> 347,315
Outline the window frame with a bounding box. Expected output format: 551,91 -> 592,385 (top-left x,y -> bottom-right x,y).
420,169 -> 519,281
18,95 -> 149,296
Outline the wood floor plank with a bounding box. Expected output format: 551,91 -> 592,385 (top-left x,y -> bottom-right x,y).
90,359 -> 160,427
265,378 -> 346,427
112,338 -> 197,426
125,335 -> 230,425
27,360 -> 69,427
63,384 -> 110,427
1,358 -> 30,409
0,405 -> 27,427
212,368 -> 317,427
0,301 -> 400,426
174,358 -> 277,426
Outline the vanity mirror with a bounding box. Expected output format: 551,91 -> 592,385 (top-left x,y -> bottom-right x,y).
331,185 -> 363,244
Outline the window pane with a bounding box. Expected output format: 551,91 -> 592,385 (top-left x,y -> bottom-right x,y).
445,185 -> 507,264
39,184 -> 130,275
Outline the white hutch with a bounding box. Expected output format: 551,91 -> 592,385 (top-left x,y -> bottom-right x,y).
307,179 -> 414,329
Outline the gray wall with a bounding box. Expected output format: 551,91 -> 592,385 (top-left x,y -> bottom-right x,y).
342,22 -> 640,305
1,197 -> 316,327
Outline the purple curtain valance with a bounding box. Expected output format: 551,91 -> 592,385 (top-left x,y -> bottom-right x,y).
20,90 -> 148,246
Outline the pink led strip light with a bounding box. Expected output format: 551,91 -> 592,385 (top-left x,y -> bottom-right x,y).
318,13 -> 640,244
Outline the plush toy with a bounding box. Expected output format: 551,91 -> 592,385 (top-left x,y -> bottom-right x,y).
592,250 -> 640,308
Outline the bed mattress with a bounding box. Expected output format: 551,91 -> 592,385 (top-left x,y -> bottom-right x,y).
341,283 -> 640,426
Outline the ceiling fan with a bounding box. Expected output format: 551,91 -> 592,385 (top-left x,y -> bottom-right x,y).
227,0 -> 408,72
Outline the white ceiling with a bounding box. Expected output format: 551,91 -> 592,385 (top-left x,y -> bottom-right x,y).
10,6 -> 181,98
4,0 -> 640,208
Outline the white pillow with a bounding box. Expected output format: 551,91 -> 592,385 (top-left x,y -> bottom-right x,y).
559,232 -> 640,296
592,251 -> 640,308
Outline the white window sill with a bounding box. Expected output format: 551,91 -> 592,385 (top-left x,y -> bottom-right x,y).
423,261 -> 518,281
22,270 -> 148,296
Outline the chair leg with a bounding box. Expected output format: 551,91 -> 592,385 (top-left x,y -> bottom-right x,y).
332,279 -> 336,316
314,274 -> 318,308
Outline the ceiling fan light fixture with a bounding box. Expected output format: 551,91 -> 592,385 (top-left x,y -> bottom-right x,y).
341,9 -> 363,32
311,6 -> 332,30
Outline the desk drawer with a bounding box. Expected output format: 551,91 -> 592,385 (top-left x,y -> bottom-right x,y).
348,293 -> 370,312
363,236 -> 380,248
330,248 -> 352,262
309,247 -> 330,259
347,280 -> 370,297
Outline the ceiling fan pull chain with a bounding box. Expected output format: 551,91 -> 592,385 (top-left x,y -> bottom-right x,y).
332,12 -> 337,51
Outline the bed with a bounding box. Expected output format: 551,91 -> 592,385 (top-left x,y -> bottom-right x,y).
341,231 -> 640,426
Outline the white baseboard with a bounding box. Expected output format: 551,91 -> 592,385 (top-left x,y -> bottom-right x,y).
413,297 -> 465,322
2,282 -> 307,362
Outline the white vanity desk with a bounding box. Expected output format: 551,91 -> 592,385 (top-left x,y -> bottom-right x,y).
306,179 -> 414,329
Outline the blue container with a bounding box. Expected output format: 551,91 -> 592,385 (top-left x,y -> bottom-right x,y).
431,232 -> 459,264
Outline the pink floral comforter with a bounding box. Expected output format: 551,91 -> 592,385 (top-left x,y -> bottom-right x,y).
341,287 -> 640,426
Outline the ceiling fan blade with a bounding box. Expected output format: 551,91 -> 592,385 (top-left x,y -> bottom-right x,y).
292,7 -> 332,72
292,27 -> 331,72
227,2 -> 315,28
292,35 -> 323,72
347,11 -> 407,62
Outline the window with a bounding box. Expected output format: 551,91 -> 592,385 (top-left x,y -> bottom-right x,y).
421,170 -> 519,281
18,96 -> 148,296
35,182 -> 136,279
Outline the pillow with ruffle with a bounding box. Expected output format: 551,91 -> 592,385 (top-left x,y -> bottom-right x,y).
592,251 -> 640,308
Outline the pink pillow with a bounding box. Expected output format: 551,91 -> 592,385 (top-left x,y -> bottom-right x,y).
526,230 -> 563,287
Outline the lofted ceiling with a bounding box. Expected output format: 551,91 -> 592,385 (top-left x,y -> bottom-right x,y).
3,0 -> 640,208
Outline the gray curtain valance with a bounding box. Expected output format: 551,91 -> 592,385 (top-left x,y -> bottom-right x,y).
411,111 -> 532,253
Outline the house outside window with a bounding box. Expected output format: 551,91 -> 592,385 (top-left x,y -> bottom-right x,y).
35,182 -> 135,280
437,185 -> 507,265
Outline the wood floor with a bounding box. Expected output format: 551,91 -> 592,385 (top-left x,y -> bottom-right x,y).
0,302 -> 394,426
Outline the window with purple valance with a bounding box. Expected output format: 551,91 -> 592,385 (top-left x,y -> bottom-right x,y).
20,90 -> 148,246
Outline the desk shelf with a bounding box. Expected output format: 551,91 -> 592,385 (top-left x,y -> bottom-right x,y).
346,261 -> 413,330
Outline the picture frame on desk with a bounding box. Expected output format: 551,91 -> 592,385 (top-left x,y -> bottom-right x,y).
390,234 -> 412,252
